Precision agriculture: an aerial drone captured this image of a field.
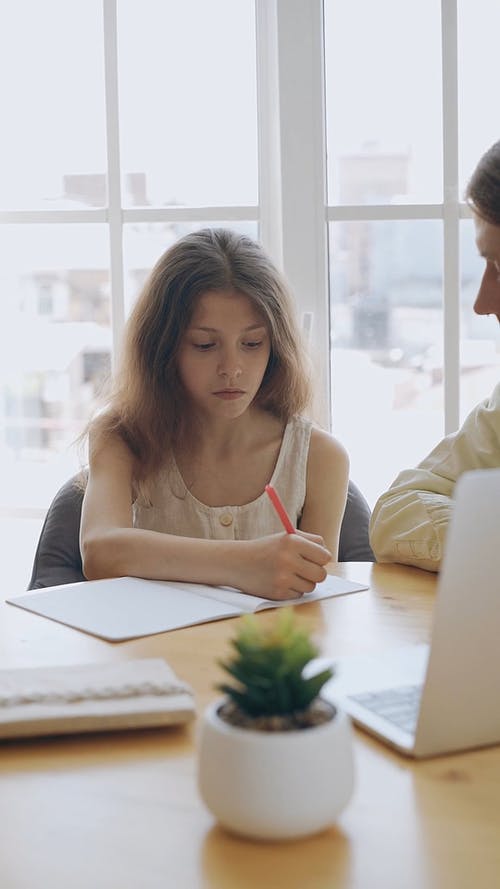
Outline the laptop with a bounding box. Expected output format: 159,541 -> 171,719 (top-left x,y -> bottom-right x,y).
323,468 -> 500,758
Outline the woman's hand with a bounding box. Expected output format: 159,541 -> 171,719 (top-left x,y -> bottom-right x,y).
235,532 -> 332,600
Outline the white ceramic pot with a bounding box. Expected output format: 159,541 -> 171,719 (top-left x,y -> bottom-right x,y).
197,698 -> 354,841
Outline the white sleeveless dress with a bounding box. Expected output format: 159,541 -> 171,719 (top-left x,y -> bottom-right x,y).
133,415 -> 312,540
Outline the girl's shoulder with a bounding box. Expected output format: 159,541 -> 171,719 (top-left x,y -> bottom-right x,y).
88,416 -> 135,468
307,423 -> 349,477
279,415 -> 347,472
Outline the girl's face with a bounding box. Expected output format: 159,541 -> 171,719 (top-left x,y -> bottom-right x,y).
177,289 -> 271,421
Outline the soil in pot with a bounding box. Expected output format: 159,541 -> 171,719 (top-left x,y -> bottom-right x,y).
216,697 -> 336,731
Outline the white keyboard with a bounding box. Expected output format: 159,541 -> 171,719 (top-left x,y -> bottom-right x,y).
348,684 -> 422,734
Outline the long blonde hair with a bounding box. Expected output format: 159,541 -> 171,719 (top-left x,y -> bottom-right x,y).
90,228 -> 311,484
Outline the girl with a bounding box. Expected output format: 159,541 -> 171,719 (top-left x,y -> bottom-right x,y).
80,228 -> 349,599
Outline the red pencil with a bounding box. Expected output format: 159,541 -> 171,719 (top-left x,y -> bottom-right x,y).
265,484 -> 295,534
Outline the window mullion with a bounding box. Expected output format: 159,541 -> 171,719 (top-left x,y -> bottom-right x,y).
255,0 -> 283,268
103,0 -> 125,369
442,0 -> 460,433
275,0 -> 330,428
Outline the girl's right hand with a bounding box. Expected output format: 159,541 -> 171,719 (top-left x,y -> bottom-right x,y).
237,532 -> 332,601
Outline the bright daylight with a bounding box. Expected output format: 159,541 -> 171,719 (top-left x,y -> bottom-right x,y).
1,2 -> 500,886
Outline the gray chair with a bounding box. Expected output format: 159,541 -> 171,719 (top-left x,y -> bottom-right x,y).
28,475 -> 86,589
27,475 -> 374,590
338,480 -> 374,562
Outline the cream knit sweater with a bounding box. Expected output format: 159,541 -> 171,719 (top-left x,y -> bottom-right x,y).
369,382 -> 500,572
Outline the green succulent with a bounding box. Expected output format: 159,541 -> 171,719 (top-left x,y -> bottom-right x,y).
217,609 -> 334,718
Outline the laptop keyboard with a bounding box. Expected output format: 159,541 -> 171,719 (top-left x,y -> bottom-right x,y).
348,684 -> 422,734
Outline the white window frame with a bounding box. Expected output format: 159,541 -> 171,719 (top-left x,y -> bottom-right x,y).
0,0 -> 259,367
261,0 -> 470,435
0,0 -> 470,437
256,0 -> 331,424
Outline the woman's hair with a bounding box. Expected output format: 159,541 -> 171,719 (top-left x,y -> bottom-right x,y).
90,228 -> 311,484
466,140 -> 500,225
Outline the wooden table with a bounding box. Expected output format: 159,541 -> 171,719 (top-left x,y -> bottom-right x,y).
1,563 -> 499,889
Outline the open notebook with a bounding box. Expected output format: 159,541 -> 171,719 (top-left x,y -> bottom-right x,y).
7,574 -> 367,642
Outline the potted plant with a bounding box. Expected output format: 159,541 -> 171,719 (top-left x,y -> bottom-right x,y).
197,610 -> 354,841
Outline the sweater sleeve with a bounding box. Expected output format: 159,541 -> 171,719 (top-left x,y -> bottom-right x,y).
369,383 -> 500,572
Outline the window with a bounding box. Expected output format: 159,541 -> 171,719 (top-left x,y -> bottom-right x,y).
324,0 -> 444,503
321,0 -> 500,503
0,0 -> 258,588
2,0 -> 498,586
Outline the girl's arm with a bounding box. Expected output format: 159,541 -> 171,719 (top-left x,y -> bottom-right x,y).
80,429 -> 332,599
299,427 -> 350,560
